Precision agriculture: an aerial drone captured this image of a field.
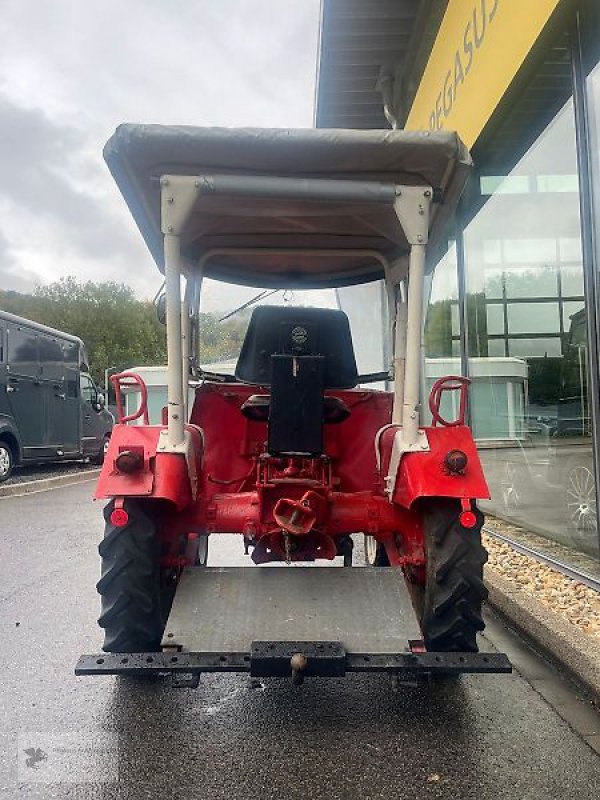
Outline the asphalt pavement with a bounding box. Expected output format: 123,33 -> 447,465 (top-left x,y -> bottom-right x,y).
1,481 -> 600,799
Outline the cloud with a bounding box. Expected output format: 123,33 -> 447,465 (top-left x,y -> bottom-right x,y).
0,92 -> 150,293
0,0 -> 320,303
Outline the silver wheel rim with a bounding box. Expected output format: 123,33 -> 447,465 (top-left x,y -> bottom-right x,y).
566,465 -> 597,533
103,438 -> 110,455
501,461 -> 520,512
0,446 -> 11,478
365,534 -> 378,565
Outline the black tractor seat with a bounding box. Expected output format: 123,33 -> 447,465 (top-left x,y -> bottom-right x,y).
241,394 -> 351,424
235,306 -> 358,455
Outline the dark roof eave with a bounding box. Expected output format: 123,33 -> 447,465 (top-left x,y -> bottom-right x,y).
315,0 -> 448,130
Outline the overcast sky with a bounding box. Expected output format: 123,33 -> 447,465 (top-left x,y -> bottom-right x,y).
0,0 -> 321,309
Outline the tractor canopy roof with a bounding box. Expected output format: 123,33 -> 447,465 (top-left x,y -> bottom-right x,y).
104,125 -> 471,289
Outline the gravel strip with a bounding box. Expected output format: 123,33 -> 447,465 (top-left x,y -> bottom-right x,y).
484,533 -> 600,640
484,512 -> 600,581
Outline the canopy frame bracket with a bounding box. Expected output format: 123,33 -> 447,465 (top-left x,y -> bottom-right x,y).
158,175 -> 433,462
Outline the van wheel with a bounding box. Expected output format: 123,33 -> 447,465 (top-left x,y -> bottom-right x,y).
91,435 -> 110,466
0,441 -> 14,482
97,499 -> 173,652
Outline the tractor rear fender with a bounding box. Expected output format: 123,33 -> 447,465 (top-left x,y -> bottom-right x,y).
95,424 -> 203,511
379,425 -> 490,510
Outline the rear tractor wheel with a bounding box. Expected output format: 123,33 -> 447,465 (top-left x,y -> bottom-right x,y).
419,499 -> 488,653
97,499 -> 174,652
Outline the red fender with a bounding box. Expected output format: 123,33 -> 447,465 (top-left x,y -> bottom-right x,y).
95,424 -> 203,511
379,425 -> 490,509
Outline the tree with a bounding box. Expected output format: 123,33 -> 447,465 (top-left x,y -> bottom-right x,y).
0,277 -> 250,384
1,277 -> 166,384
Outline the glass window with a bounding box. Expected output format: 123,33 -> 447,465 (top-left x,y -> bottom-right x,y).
39,334 -> 64,382
424,235 -> 461,424
563,300 -> 585,329
483,269 -> 504,299
66,368 -> 78,400
63,341 -> 80,370
480,175 -> 530,195
503,238 -> 557,266
487,339 -> 507,357
560,264 -> 584,296
504,267 -> 558,299
199,279 -> 340,373
450,303 -> 460,336
425,238 -> 459,359
7,326 -> 39,378
508,337 -> 562,358
463,32 -> 597,565
506,303 -> 560,334
486,304 -> 505,335
337,280 -> 388,375
80,374 -> 95,403
483,239 -> 502,265
537,174 -> 579,193
585,57 -> 600,279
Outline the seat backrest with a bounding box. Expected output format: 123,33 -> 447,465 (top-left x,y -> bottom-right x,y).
235,306 -> 358,389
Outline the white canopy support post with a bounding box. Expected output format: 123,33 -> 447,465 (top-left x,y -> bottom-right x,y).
384,185 -> 433,499
164,234 -> 185,447
159,175 -> 201,451
393,186 -> 432,445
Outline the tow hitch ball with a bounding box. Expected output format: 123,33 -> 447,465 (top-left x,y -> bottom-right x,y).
290,652 -> 308,685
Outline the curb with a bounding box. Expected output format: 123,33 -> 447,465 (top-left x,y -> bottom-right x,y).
485,567 -> 600,704
0,468 -> 101,499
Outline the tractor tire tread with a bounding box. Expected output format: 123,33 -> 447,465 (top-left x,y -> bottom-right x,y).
96,500 -> 165,653
421,499 -> 488,653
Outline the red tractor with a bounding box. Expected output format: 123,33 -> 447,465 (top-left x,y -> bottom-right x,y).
77,126 -> 510,685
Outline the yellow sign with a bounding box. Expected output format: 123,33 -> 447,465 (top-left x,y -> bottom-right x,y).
405,0 -> 561,147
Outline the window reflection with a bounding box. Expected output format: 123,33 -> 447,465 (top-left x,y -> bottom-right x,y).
425,240 -> 459,359
424,237 -> 462,423
463,51 -> 597,559
336,280 -> 389,376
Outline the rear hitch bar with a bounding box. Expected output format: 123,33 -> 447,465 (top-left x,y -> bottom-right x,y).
75,642 -> 511,686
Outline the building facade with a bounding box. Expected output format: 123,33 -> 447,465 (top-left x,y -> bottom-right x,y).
317,0 -> 600,569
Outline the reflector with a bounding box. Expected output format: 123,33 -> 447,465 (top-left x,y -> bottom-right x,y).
110,508 -> 129,527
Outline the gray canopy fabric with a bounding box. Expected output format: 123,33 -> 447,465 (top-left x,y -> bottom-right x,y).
104,125 -> 471,288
